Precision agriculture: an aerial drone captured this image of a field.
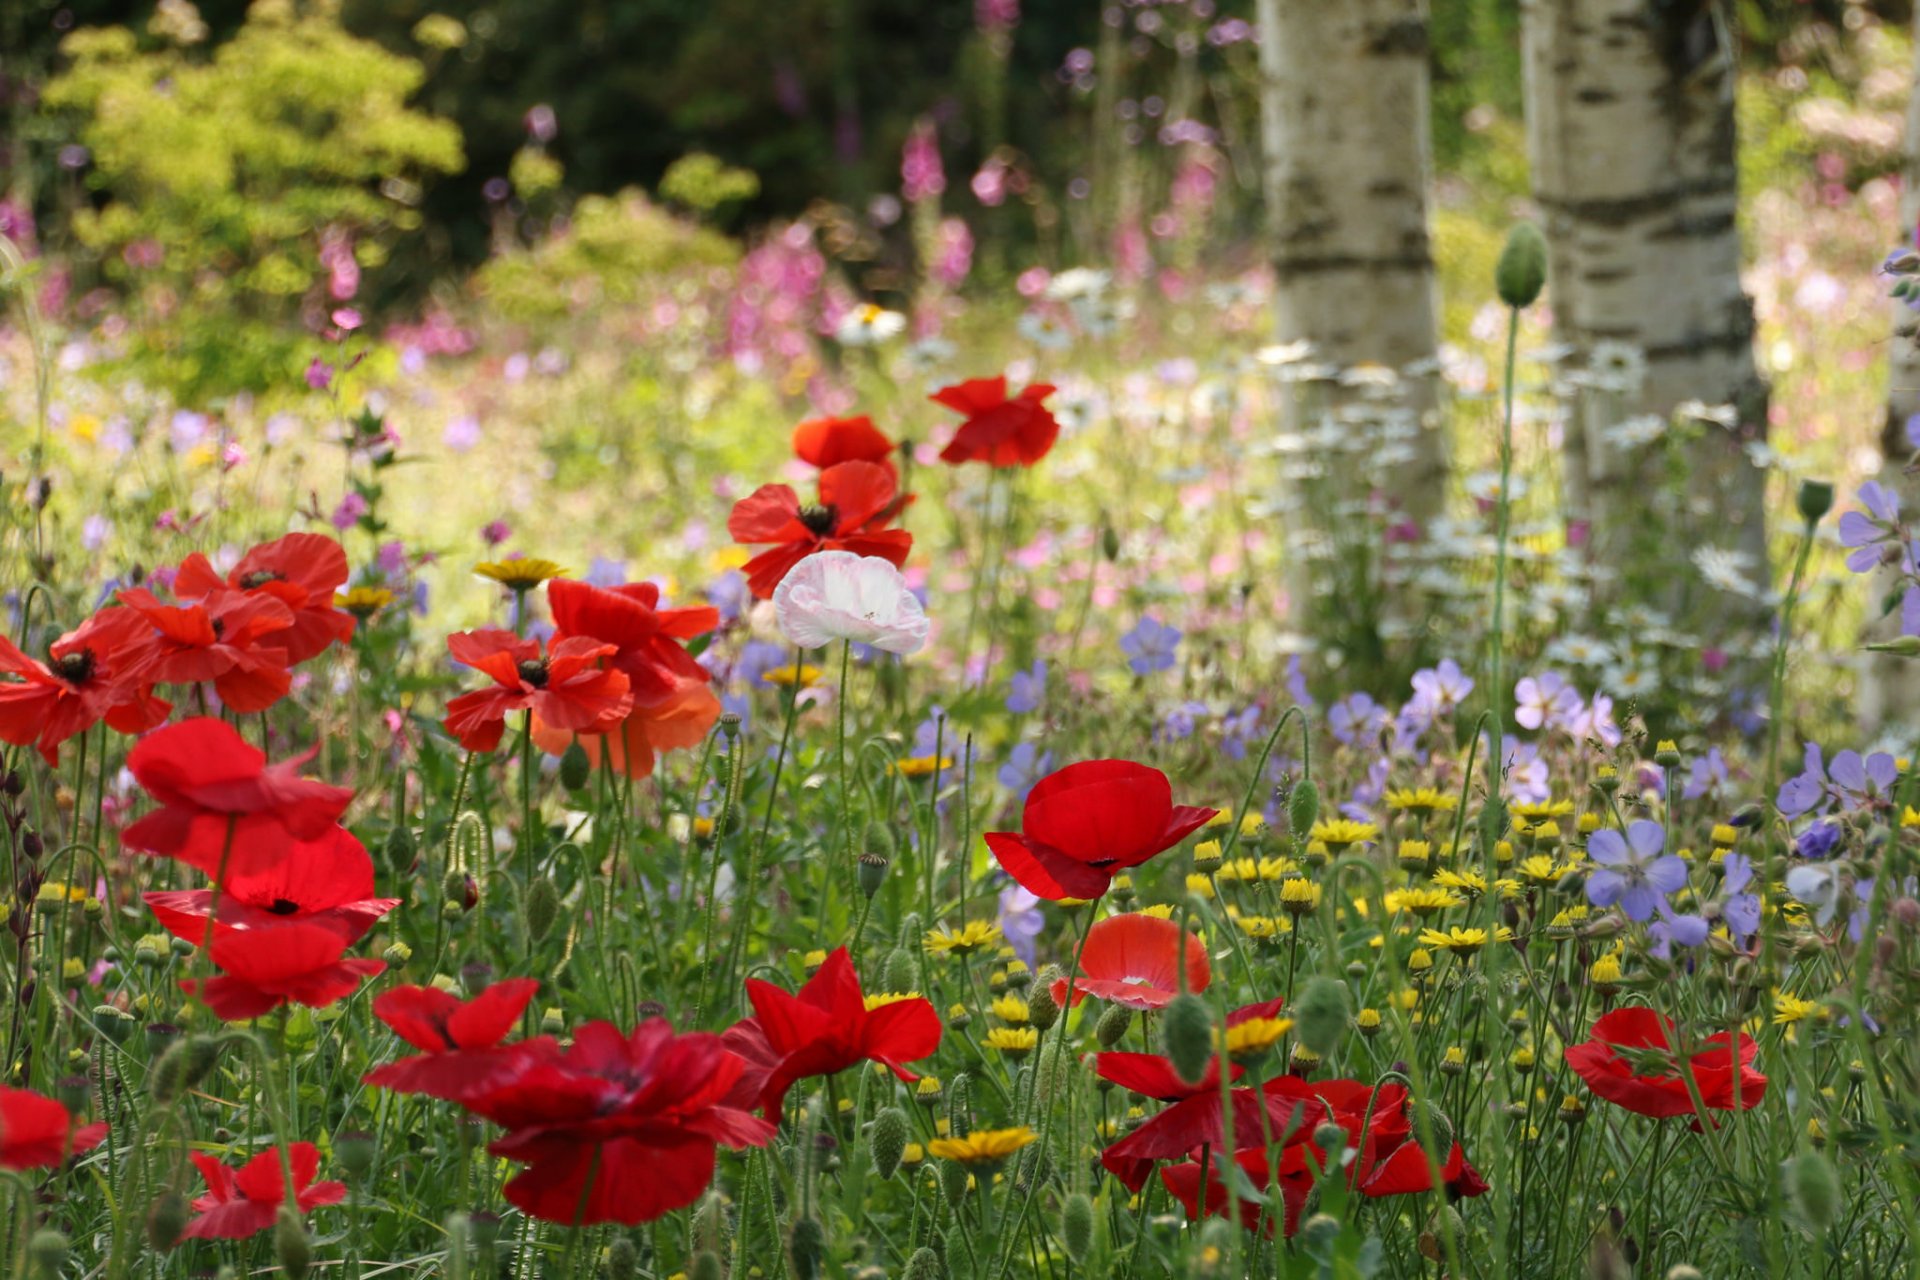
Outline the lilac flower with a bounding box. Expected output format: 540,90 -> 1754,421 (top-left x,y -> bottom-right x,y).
1682,746 -> 1728,801
1285,655 -> 1314,710
1647,908 -> 1708,959
1328,693 -> 1388,746
1409,659 -> 1474,718
1904,586 -> 1920,638
997,885 -> 1045,969
1513,671 -> 1579,732
1343,755 -> 1389,819
1158,701 -> 1210,744
1829,749 -> 1898,808
998,741 -> 1053,802
1221,705 -> 1262,761
1006,659 -> 1047,715
443,414 -> 482,453
1494,736 -> 1550,804
1839,482 -> 1903,574
330,493 -> 368,530
1586,820 -> 1687,922
481,519 -> 512,547
305,357 -> 334,391
1719,852 -> 1761,941
1119,616 -> 1182,676
707,569 -> 751,623
1777,743 -> 1830,817
1785,863 -> 1842,927
375,540 -> 408,577
584,557 -> 627,588
81,515 -> 111,552
732,640 -> 789,689
1568,694 -> 1621,748
1794,820 -> 1840,859
912,708 -> 973,767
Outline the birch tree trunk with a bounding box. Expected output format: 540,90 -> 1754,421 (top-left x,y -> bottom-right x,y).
1521,0 -> 1769,585
1859,11 -> 1920,733
1256,0 -> 1446,522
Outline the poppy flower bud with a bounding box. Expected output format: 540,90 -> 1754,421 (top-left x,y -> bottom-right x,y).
274,1207 -> 311,1280
1300,1214 -> 1341,1249
789,1215 -> 824,1280
443,869 -> 479,911
336,1131 -> 377,1177
28,1228 -> 66,1279
1313,1122 -> 1348,1154
904,1247 -> 943,1280
690,1191 -> 727,1254
1160,993 -> 1215,1084
1796,479 -> 1835,526
1101,522 -> 1121,561
524,875 -> 561,943
1027,981 -> 1060,1032
863,1107 -> 909,1184
940,1158 -> 971,1208
556,741 -> 593,793
1062,1191 -> 1095,1261
56,1074 -> 89,1115
1095,1002 -> 1133,1048
1495,221 -> 1548,308
147,1190 -> 189,1250
1295,975 -> 1351,1059
1287,778 -> 1320,839
689,1252 -> 724,1280
882,948 -> 917,995
1786,1151 -> 1839,1232
384,824 -> 416,869
857,852 -> 889,898
151,1035 -> 221,1104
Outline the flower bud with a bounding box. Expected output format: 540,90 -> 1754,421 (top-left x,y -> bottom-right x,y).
1796,479 -> 1835,525
1062,1191 -> 1095,1261
28,1229 -> 67,1279
151,1035 -> 221,1104
1786,1151 -> 1839,1232
941,1156 -> 971,1207
559,742 -> 593,792
524,875 -> 561,944
1287,778 -> 1320,838
1096,1002 -> 1133,1049
789,1216 -> 824,1280
689,1252 -> 724,1280
1294,975 -> 1351,1059
147,1191 -> 189,1250
1495,221 -> 1548,308
883,948 -> 918,994
857,853 -> 889,898
274,1206 -> 312,1280
1027,981 -> 1060,1032
870,1106 -> 909,1179
384,824 -> 416,868
1161,993 -> 1214,1085
691,1190 -> 728,1254
94,1005 -> 136,1044
904,1247 -> 943,1280
336,1130 -> 377,1177
1300,1214 -> 1341,1249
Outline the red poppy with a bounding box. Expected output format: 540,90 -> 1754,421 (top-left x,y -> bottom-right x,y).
544,579 -> 717,703
727,460 -> 913,599
442,630 -> 632,753
180,919 -> 385,1021
985,760 -> 1215,901
118,586 -> 299,713
531,677 -> 721,782
122,717 -> 355,880
1286,1078 -> 1489,1201
931,376 -> 1060,468
0,1086 -> 107,1170
1096,1057 -> 1322,1193
461,1020 -> 775,1225
1565,1007 -> 1767,1118
1160,1148 -> 1289,1238
174,532 -> 355,664
722,946 -> 941,1118
145,825 -> 397,947
793,414 -> 897,475
1049,913 -> 1210,1011
363,979 -> 547,1103
182,1142 -> 346,1240
0,607 -> 170,764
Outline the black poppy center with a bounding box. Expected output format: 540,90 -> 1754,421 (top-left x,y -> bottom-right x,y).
517,659 -> 550,688
210,617 -> 226,637
267,898 -> 301,915
798,503 -> 839,536
50,649 -> 95,684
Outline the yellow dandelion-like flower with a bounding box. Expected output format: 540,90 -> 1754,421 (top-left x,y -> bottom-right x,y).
1710,823 -> 1739,848
761,664 -> 825,688
1136,903 -> 1178,920
1383,887 -> 1464,918
900,1142 -> 926,1166
474,558 -> 566,590
1575,812 -> 1601,835
802,949 -> 828,974
1257,856 -> 1293,881
1903,806 -> 1920,829
335,585 -> 395,620
1407,948 -> 1435,973
1311,819 -> 1379,849
1773,993 -> 1821,1026
924,921 -> 1003,956
863,991 -> 924,1012
990,994 -> 1030,1025
1222,1016 -> 1292,1058
984,1027 -> 1040,1058
1204,809 -> 1233,829
1433,868 -> 1487,897
1216,857 -> 1260,883
1516,855 -> 1569,886
1419,926 -> 1498,956
1185,873 -> 1215,899
929,1127 -> 1037,1165
1236,914 -> 1290,939
1396,840 -> 1433,871
1279,878 -> 1322,914
890,755 -> 954,778
1589,953 -> 1623,987
1385,787 -> 1459,815
1511,799 -> 1573,822
1354,1008 -> 1383,1035
1239,812 -> 1267,839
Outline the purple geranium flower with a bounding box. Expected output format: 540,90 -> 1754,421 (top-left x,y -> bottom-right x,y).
1329,693 -> 1388,746
1838,482 -> 1905,574
1719,852 -> 1761,942
1682,746 -> 1728,801
997,884 -> 1046,969
1119,616 -> 1182,676
998,741 -> 1053,801
1006,659 -> 1046,715
1514,671 -> 1579,733
1586,820 -> 1686,922
1410,659 -> 1474,718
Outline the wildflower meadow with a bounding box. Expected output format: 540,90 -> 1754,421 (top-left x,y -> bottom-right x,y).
5,1 -> 1920,1277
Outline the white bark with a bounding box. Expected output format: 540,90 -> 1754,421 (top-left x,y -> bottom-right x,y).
1521,0 -> 1769,576
1859,10 -> 1920,733
1256,0 -> 1446,519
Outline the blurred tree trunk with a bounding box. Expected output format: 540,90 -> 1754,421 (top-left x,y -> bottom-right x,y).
1521,0 -> 1769,589
1860,10 -> 1920,733
1255,0 -> 1447,525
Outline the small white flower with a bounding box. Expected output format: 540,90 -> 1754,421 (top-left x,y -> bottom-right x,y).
1674,399 -> 1739,428
1044,267 -> 1110,301
1016,310 -> 1073,350
835,304 -> 907,347
1599,413 -> 1668,450
773,551 -> 930,654
1255,339 -> 1316,367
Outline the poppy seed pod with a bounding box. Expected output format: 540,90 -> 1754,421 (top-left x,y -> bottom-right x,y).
1062,1191 -> 1095,1261
903,1246 -> 943,1280
1786,1151 -> 1839,1231
274,1206 -> 311,1280
1295,975 -> 1351,1058
523,875 -> 561,943
559,741 -> 592,792
1496,221 -> 1548,308
603,1234 -> 637,1280
857,852 -> 889,898
1161,993 -> 1214,1085
870,1106 -> 909,1179
1796,479 -> 1835,525
1287,777 -> 1320,838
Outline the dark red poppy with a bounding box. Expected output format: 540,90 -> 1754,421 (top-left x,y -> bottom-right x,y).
1050,913 -> 1211,1011
985,760 -> 1215,901
1160,1148 -> 1290,1238
182,1142 -> 346,1240
1565,1007 -> 1767,1118
931,376 -> 1060,468
0,1086 -> 107,1170
118,585 -> 295,712
1096,1057 -> 1322,1193
123,717 -> 355,879
727,460 -> 913,599
145,825 -> 397,947
363,979 -> 549,1103
174,533 -> 355,665
793,414 -> 897,475
722,946 -> 941,1119
180,919 -> 385,1021
0,607 -> 170,764
442,630 -> 632,753
461,1020 -> 775,1225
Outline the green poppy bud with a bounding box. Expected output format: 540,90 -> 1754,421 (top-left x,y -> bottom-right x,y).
1095,1002 -> 1133,1049
524,875 -> 561,944
28,1229 -> 67,1279
384,824 -> 416,868
336,1130 -> 377,1178
1062,1192 -> 1095,1261
1495,221 -> 1548,308
1295,975 -> 1350,1058
691,1191 -> 727,1253
903,1246 -> 943,1280
1796,479 -> 1835,526
151,1035 -> 221,1105
689,1252 -> 724,1280
1287,778 -> 1320,839
559,742 -> 593,792
1786,1151 -> 1839,1232
1027,980 -> 1060,1032
870,1106 -> 909,1179
274,1206 -> 311,1280
941,1157 -> 971,1208
603,1233 -> 636,1280
1161,993 -> 1214,1085
147,1191 -> 189,1251
789,1217 -> 824,1280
